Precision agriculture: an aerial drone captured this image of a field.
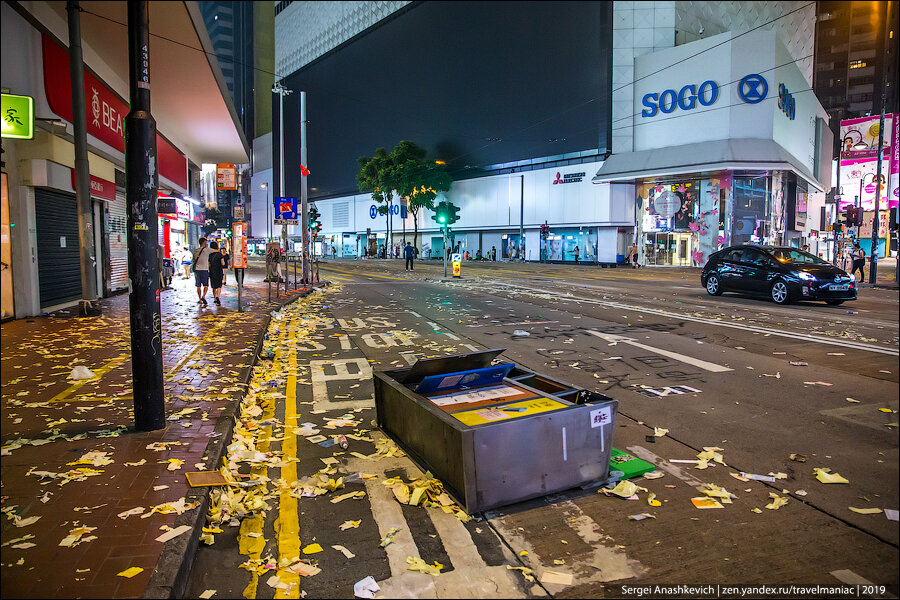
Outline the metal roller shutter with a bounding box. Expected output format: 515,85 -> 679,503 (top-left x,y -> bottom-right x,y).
108,192 -> 128,291
35,188 -> 81,308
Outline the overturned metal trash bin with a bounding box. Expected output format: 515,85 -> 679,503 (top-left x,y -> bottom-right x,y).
374,348 -> 618,514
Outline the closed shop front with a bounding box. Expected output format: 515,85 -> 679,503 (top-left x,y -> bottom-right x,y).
35,188 -> 81,308
107,191 -> 128,293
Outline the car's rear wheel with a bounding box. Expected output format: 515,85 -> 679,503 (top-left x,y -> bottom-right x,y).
770,280 -> 791,305
825,299 -> 844,305
705,275 -> 723,296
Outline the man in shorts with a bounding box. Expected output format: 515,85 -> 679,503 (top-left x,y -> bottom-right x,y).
192,237 -> 212,305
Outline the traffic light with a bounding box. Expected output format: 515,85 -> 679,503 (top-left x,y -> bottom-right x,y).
540,223 -> 549,238
833,222 -> 842,234
843,207 -> 861,226
432,201 -> 460,227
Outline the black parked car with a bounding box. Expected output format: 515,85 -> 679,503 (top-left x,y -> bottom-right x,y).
700,245 -> 857,305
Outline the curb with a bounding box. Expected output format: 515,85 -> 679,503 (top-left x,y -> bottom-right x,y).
143,288 -> 315,599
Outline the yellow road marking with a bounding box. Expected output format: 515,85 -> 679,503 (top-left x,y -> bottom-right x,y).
240,324 -> 281,599
327,275 -> 356,282
49,354 -> 130,403
320,266 -> 405,281
166,320 -> 228,380
275,324 -> 301,598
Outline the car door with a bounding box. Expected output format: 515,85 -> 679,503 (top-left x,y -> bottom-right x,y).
717,248 -> 746,289
739,249 -> 771,293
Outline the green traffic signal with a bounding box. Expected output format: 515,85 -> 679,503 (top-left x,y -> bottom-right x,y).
438,216 -> 446,223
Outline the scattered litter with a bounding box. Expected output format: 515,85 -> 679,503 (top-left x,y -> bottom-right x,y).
59,525 -> 97,547
653,427 -> 669,437
647,493 -> 661,507
155,525 -> 192,543
795,490 -> 808,497
506,566 -> 535,582
513,330 -> 530,336
691,497 -> 724,509
540,570 -> 574,586
340,520 -> 361,530
69,366 -> 96,380
406,556 -> 443,576
788,361 -> 808,366
884,509 -> 899,521
751,508 -> 763,514
827,352 -> 845,356
332,544 -> 355,559
877,408 -> 895,413
116,566 -> 144,578
354,576 -> 381,599
628,513 -> 656,521
849,507 -> 882,515
379,527 -> 400,548
186,471 -> 228,487
813,467 -> 849,484
765,493 -> 788,510
730,473 -> 750,482
643,471 -> 665,480
199,591 -> 216,599
302,543 -> 323,554
789,453 -> 807,462
740,472 -> 776,483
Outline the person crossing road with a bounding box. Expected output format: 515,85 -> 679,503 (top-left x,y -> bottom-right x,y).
404,241 -> 416,271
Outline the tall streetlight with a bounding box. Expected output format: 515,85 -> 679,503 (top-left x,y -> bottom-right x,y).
273,80 -> 292,259
261,182 -> 269,243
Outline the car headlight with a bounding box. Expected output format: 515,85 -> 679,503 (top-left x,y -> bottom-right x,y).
795,271 -> 816,281
849,273 -> 856,282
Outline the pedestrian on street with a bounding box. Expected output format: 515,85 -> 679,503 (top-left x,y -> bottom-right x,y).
850,242 -> 866,280
192,237 -> 212,305
628,242 -> 640,268
404,241 -> 416,271
158,244 -> 167,290
573,245 -> 580,263
208,241 -> 226,306
491,246 -> 497,261
332,244 -> 337,259
180,247 -> 192,278
220,244 -> 230,286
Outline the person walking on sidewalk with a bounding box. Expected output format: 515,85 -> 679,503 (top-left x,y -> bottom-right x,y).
573,245 -> 580,263
208,241 -> 226,305
404,241 -> 416,271
850,242 -> 866,280
220,244 -> 230,286
192,237 -> 212,305
628,242 -> 640,268
180,246 -> 192,279
491,246 -> 497,261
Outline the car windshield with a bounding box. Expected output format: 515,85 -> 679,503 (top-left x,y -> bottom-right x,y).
770,248 -> 826,264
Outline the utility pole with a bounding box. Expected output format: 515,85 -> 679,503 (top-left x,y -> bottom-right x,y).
67,0 -> 99,316
870,0 -> 891,284
125,0 -> 164,431
518,175 -> 525,261
300,91 -> 309,285
273,80 -> 292,289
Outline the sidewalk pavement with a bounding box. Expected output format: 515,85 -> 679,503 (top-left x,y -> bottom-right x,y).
1,267 -> 311,598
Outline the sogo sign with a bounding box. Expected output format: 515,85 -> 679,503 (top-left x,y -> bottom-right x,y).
641,80 -> 718,118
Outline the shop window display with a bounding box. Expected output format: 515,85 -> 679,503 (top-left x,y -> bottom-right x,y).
543,229 -> 597,262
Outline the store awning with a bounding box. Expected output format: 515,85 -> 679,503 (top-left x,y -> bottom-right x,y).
36,1 -> 249,166
592,139 -> 824,192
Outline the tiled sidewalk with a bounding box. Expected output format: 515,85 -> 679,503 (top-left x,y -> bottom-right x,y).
1,267 -> 307,598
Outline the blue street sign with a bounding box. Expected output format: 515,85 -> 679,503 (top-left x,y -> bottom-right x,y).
275,197 -> 298,224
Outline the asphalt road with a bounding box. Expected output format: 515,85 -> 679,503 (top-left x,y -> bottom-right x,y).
186,258 -> 898,599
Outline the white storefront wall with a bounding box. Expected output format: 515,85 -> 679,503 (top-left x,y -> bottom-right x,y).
311,161 -> 634,262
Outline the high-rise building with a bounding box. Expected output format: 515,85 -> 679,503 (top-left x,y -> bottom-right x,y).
814,1 -> 898,154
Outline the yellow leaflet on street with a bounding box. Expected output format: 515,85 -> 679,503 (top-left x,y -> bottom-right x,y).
653,427 -> 668,437
765,493 -> 788,510
813,467 -> 849,484
647,493 -> 661,507
340,520 -> 361,530
116,567 -> 144,578
849,507 -> 883,514
332,544 -> 355,558
506,566 -> 535,582
406,556 -> 443,576
331,491 -> 366,503
302,543 -> 323,554
392,484 -> 411,504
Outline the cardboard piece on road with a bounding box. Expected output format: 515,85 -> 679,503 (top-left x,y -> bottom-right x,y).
540,570 -> 574,586
186,471 -> 228,487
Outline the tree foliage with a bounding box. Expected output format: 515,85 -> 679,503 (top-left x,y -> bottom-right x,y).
357,141 -> 451,250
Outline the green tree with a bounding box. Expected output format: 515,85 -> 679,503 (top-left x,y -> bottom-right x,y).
357,147 -> 394,245
201,207 -> 222,236
393,142 -> 452,250
357,141 -> 451,251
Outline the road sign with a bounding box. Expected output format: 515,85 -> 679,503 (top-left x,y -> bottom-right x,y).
231,222 -> 247,268
1,93 -> 34,139
275,196 -> 298,225
216,163 -> 237,190
233,204 -> 245,221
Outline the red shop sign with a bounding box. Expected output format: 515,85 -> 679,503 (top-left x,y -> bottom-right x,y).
69,169 -> 115,201
42,34 -> 188,190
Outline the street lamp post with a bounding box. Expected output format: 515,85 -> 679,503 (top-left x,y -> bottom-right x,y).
261,182 -> 269,243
